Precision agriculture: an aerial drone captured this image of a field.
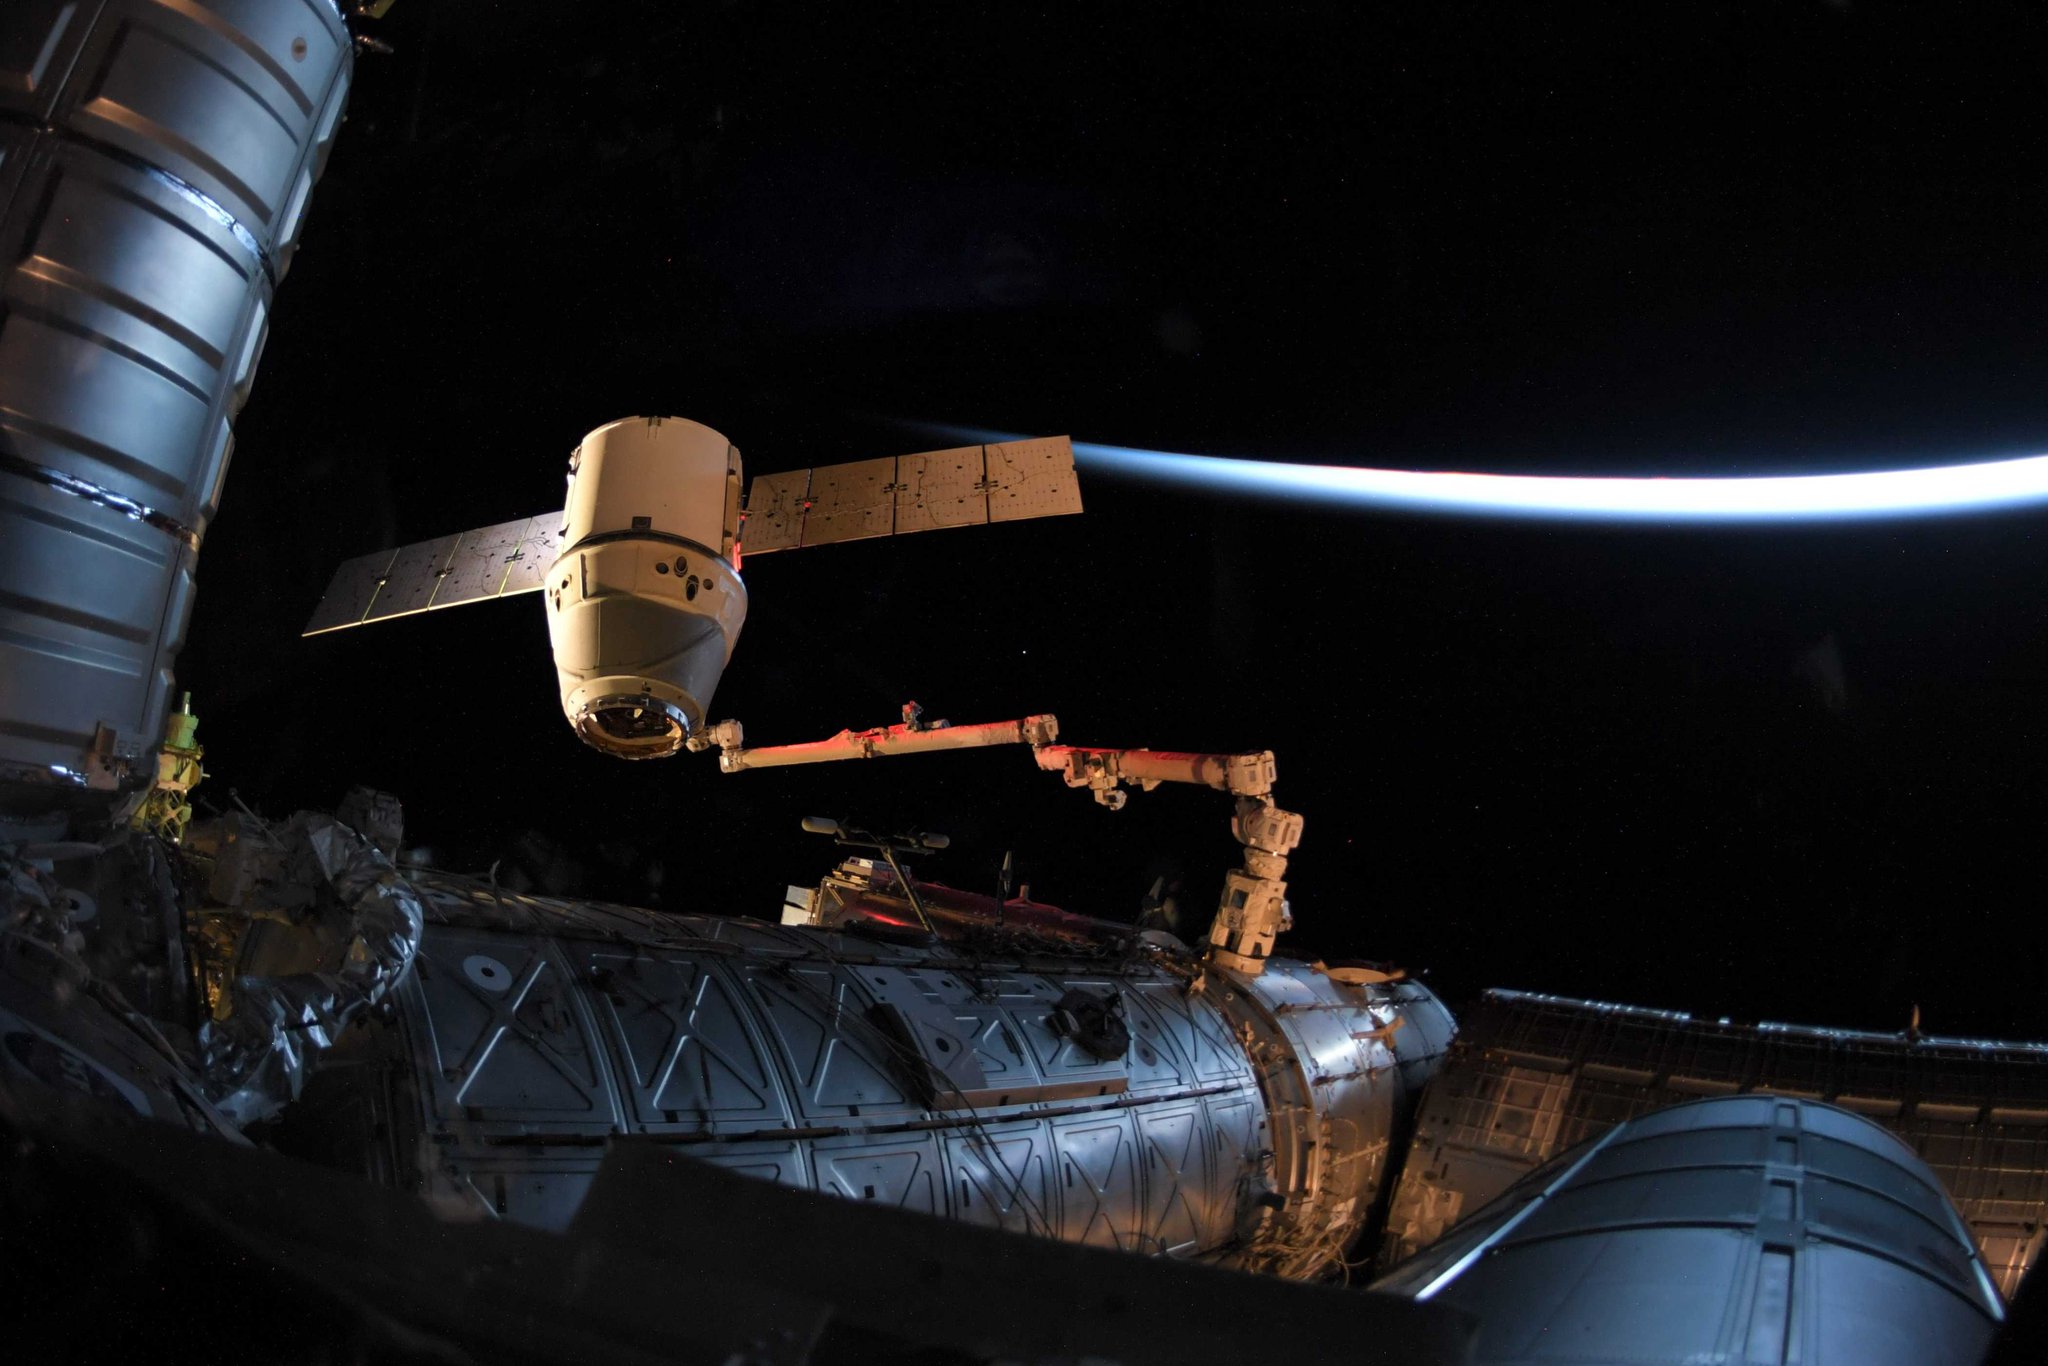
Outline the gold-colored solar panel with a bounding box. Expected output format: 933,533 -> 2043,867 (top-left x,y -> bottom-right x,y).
800,455 -> 897,547
739,469 -> 812,555
894,444 -> 991,535
986,436 -> 1082,523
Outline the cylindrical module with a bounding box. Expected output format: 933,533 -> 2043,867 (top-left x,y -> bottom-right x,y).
289,869 -> 1455,1275
1209,959 -> 1459,1275
0,0 -> 353,819
1373,1094 -> 2005,1365
544,417 -> 749,757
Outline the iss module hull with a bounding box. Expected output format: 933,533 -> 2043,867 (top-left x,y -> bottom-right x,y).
1373,1095 -> 2005,1365
1382,988 -> 2048,1298
0,0 -> 351,807
286,871 -> 1453,1273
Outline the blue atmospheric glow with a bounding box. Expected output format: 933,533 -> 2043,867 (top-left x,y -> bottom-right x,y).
954,425 -> 2048,523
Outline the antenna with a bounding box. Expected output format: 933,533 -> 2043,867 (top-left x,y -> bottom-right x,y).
997,848 -> 1014,928
799,816 -> 951,934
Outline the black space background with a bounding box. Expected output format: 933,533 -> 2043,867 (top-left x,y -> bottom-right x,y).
177,3 -> 2048,1037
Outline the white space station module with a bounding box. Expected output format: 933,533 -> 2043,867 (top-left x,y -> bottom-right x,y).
0,4 -> 2036,1364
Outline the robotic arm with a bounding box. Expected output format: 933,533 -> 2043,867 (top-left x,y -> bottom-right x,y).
689,705 -> 1303,974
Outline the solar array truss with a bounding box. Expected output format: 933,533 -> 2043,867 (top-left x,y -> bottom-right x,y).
303,437 -> 1079,636
739,437 -> 1082,554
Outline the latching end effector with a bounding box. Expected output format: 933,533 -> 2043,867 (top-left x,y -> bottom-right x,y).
1207,797 -> 1304,974
686,719 -> 747,770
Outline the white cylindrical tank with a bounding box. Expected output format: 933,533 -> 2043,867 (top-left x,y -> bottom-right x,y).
543,417 -> 748,758
1373,1095 -> 2005,1365
0,0 -> 353,820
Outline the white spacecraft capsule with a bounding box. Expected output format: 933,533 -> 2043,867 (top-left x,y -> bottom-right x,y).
544,417 -> 748,758
299,419 -> 1082,761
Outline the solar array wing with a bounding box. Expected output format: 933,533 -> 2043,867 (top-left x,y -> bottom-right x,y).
741,436 -> 1078,555
302,514 -> 563,636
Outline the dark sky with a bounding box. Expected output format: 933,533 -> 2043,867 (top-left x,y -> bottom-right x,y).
180,3 -> 2048,1037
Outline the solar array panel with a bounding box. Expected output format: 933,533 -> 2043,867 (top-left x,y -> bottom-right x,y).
895,444 -> 989,534
986,437 -> 1086,523
736,469 -> 811,554
802,455 -> 897,548
740,436 -> 1079,555
302,514 -> 565,636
